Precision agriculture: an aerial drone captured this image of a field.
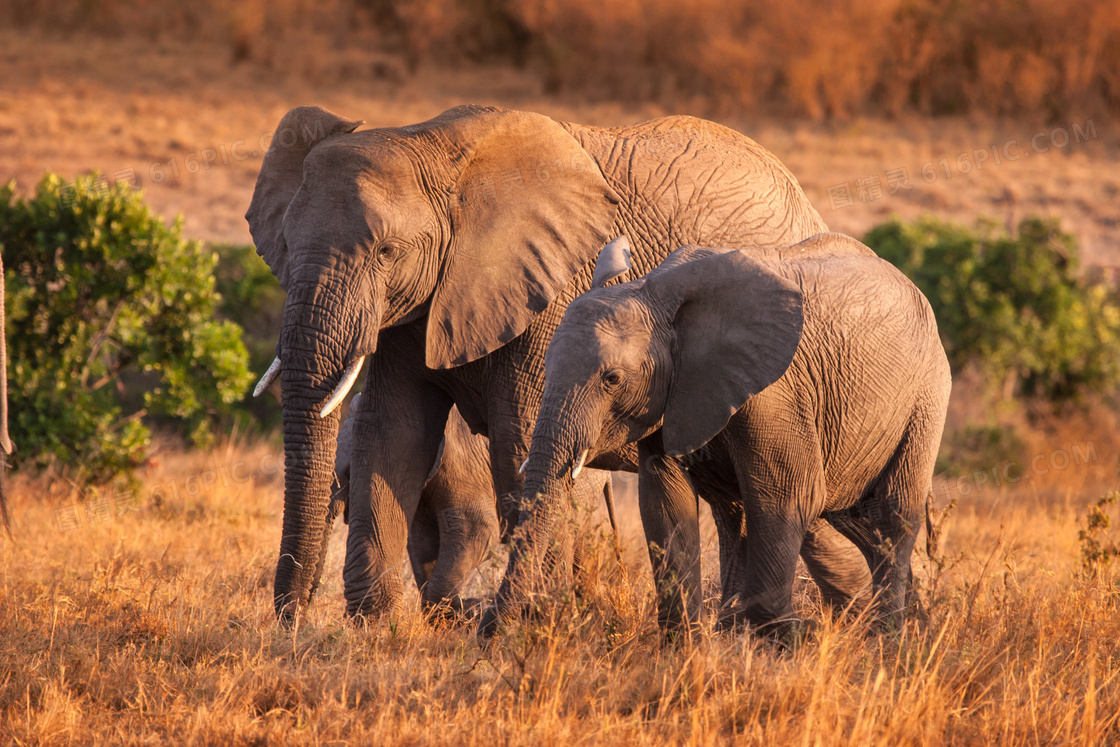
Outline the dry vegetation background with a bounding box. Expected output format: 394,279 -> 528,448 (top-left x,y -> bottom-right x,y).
1,1 -> 1120,743
4,0 -> 1120,120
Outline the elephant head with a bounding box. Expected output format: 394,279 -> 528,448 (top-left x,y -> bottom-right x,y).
528,238 -> 803,462
507,240 -> 804,609
246,105 -> 620,620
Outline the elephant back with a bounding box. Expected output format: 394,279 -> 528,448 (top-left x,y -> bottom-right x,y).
563,116 -> 828,278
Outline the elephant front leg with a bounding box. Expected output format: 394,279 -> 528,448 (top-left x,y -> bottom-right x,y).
725,430 -> 825,635
344,379 -> 452,620
727,508 -> 812,634
688,468 -> 749,618
637,437 -> 702,634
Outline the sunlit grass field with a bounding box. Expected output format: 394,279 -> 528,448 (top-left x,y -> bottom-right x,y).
2,437 -> 1118,745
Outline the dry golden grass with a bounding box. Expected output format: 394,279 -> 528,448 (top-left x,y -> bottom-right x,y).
2,436 -> 1118,745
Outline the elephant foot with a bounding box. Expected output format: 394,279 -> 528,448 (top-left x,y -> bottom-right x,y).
420,595 -> 487,625
344,577 -> 403,622
477,591 -> 540,643
821,592 -> 872,623
477,603 -> 506,643
868,606 -> 908,635
716,603 -> 814,646
756,616 -> 815,649
657,618 -> 705,649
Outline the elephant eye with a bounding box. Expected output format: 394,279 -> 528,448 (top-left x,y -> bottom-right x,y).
377,243 -> 398,262
602,370 -> 623,388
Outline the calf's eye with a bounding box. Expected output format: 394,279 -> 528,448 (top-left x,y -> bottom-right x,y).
603,370 -> 623,388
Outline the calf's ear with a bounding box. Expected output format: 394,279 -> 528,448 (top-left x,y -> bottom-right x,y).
645,251 -> 804,455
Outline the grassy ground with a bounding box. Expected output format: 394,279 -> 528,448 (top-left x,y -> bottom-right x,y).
1,437 -> 1118,744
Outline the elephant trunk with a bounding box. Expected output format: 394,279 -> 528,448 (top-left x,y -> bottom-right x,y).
275,394 -> 339,621
273,281 -> 378,623
482,406 -> 589,636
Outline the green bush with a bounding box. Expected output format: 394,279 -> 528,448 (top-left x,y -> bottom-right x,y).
865,216 -> 1120,401
213,243 -> 285,430
0,173 -> 253,483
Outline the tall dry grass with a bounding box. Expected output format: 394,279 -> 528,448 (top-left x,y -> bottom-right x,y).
3,0 -> 1118,120
1,435 -> 1118,744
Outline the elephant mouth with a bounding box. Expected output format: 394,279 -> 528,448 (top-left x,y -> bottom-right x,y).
521,445 -> 592,484
252,353 -> 367,418
318,356 -> 366,417
570,448 -> 589,479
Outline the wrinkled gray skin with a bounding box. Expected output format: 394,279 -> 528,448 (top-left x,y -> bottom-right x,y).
497,234 -> 951,634
245,103 -> 870,623
325,393 -> 614,613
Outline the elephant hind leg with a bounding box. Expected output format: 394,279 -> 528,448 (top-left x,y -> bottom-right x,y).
829,409 -> 945,623
407,504 -> 441,593
689,466 -> 747,613
419,503 -> 500,616
308,497 -> 346,603
416,417 -> 503,618
799,519 -> 873,613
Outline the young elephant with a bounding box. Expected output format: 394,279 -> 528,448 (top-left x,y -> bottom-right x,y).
332,393 -> 615,614
497,233 -> 950,633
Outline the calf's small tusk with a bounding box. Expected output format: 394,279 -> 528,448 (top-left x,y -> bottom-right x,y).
519,458 -> 529,475
320,357 -> 365,418
253,356 -> 281,397
571,449 -> 588,480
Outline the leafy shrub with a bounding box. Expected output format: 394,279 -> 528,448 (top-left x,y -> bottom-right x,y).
933,422 -> 1025,477
865,216 -> 1120,402
212,243 -> 285,430
0,173 -> 253,483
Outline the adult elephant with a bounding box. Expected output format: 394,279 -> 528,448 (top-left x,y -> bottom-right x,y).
246,104 -> 870,624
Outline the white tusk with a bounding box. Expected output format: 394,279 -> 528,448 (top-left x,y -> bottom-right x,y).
253,356 -> 281,397
571,449 -> 588,480
519,458 -> 529,475
319,356 -> 365,418
279,553 -> 304,570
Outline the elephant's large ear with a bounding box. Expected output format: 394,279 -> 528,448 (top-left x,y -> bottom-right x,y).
425,107 -> 621,369
646,250 -> 804,455
245,107 -> 363,289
